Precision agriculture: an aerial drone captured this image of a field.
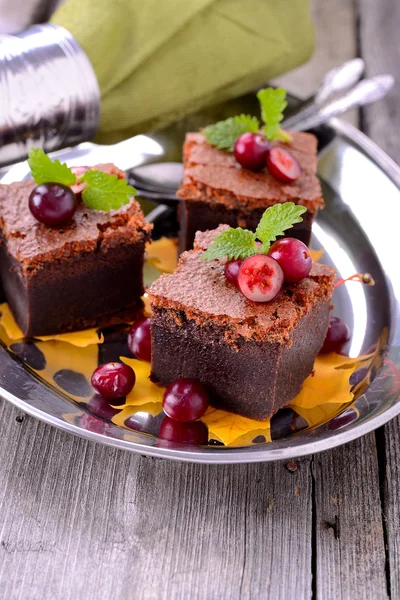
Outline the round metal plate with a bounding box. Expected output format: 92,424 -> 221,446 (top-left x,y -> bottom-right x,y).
0,96 -> 399,463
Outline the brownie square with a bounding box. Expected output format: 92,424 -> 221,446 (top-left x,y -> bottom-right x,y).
0,169 -> 152,337
148,226 -> 335,421
177,131 -> 323,253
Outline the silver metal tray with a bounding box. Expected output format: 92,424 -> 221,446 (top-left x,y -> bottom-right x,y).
0,94 -> 399,463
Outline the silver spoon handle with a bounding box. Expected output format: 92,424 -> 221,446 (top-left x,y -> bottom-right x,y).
314,58 -> 365,104
283,58 -> 365,129
288,75 -> 394,132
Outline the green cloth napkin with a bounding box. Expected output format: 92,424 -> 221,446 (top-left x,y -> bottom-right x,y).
52,0 -> 314,144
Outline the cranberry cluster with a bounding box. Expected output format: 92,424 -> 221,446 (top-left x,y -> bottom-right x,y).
233,132 -> 301,182
225,237 -> 312,303
91,317 -> 209,445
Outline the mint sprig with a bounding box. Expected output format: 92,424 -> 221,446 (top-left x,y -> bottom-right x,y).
28,148 -> 77,186
200,228 -> 257,262
81,170 -> 136,210
201,203 -> 306,262
255,203 -> 306,253
256,88 -> 291,142
203,115 -> 260,151
202,87 -> 292,151
27,148 -> 136,211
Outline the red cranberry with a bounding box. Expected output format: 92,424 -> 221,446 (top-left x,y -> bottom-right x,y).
266,147 -> 301,182
224,259 -> 242,286
29,182 -> 78,226
268,237 -> 312,282
320,317 -> 351,354
91,362 -> 136,399
159,417 -> 209,446
233,133 -> 270,171
128,318 -> 151,361
237,254 -> 284,302
163,378 -> 209,422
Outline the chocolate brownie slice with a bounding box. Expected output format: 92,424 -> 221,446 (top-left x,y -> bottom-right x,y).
177,131 -> 323,253
148,226 -> 335,421
0,168 -> 152,337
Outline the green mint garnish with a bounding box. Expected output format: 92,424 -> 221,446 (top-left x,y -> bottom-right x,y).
255,203 -> 306,253
28,148 -> 77,186
27,148 -> 136,211
200,228 -> 257,262
256,87 -> 291,142
203,115 -> 260,151
202,87 -> 292,150
201,203 -> 306,262
81,170 -> 136,211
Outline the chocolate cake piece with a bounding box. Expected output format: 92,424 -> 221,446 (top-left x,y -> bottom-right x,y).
148,226 -> 335,421
0,169 -> 152,337
177,131 -> 323,253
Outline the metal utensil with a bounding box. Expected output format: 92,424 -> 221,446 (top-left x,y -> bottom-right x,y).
283,58 -> 365,129
287,75 -> 394,132
0,24 -> 100,169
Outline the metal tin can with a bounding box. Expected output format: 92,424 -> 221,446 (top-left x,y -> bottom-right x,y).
0,23 -> 100,168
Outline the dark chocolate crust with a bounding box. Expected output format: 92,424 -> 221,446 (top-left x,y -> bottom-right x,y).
177,131 -> 323,252
151,300 -> 331,420
0,172 -> 151,336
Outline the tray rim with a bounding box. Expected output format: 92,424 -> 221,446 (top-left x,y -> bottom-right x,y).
1,116 -> 399,464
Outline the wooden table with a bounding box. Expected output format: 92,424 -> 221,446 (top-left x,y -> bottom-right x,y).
1,2 -> 399,598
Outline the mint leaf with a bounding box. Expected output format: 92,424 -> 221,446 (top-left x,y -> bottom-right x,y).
81,170 -> 136,211
255,203 -> 306,253
201,228 -> 256,262
201,204 -> 306,261
256,87 -> 290,142
203,114 -> 260,151
28,148 -> 76,186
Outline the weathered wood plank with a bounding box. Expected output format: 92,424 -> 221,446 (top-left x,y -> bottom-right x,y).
358,0 -> 400,164
379,419 -> 400,600
0,399 -> 313,600
313,436 -> 388,600
357,1 -> 400,597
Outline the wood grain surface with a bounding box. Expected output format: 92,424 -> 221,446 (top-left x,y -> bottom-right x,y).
0,1 -> 399,599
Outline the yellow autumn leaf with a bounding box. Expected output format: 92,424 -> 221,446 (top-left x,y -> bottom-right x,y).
35,340 -> 98,400
201,407 -> 270,446
293,402 -> 347,427
112,402 -> 163,429
120,357 -> 164,406
0,302 -> 103,347
289,353 -> 371,410
146,237 -> 178,274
